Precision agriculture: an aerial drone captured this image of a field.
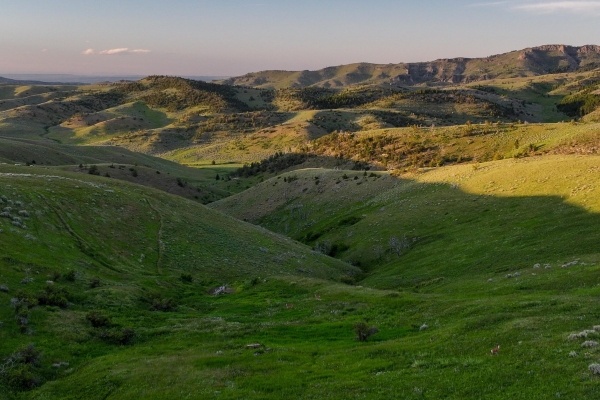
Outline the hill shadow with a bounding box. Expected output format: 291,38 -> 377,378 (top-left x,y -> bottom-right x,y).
214,155 -> 600,289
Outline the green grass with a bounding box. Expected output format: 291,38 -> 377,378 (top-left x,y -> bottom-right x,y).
2,69 -> 600,398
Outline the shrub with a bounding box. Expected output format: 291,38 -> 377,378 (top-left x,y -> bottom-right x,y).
89,278 -> 101,288
340,276 -> 356,285
18,344 -> 42,367
4,364 -> 40,390
64,270 -> 76,282
150,297 -> 176,312
1,344 -> 43,390
36,286 -> 69,308
354,322 -> 380,342
117,328 -> 135,345
49,271 -> 61,281
88,165 -> 100,175
99,327 -> 135,345
13,291 -> 38,311
86,311 -> 111,328
180,273 -> 193,283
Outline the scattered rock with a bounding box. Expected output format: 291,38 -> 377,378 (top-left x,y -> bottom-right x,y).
589,364 -> 600,375
210,286 -> 235,296
246,343 -> 262,349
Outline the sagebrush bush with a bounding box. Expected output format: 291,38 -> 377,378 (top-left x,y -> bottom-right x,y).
89,278 -> 101,288
354,322 -> 379,342
1,344 -> 43,390
64,270 -> 76,282
98,327 -> 135,345
4,364 -> 40,390
86,311 -> 111,328
36,286 -> 69,308
150,296 -> 176,312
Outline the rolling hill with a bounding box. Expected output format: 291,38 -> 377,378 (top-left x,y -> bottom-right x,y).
219,45 -> 600,89
2,47 -> 600,398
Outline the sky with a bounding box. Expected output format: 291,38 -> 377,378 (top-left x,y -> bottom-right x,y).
0,0 -> 599,77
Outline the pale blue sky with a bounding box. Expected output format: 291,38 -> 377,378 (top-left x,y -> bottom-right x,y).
1,0 -> 599,76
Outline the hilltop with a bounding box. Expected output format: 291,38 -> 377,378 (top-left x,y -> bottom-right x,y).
219,45 -> 600,89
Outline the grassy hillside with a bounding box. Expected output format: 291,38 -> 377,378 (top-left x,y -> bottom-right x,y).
3,159 -> 600,398
0,137 -> 248,203
212,154 -> 600,284
0,165 -> 360,398
3,66 -> 600,397
6,68 -> 598,169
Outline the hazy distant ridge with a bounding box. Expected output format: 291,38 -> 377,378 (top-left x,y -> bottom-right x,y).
220,44 -> 600,89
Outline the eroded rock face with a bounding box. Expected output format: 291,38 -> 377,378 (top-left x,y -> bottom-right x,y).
222,45 -> 600,89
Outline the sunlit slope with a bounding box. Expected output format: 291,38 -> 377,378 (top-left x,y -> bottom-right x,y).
212,155 -> 600,287
220,45 -> 600,88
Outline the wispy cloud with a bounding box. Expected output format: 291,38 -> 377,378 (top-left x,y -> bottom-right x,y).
514,1 -> 600,13
471,0 -> 600,14
82,48 -> 151,56
99,48 -> 130,55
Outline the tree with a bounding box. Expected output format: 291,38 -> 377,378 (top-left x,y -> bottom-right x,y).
354,322 -> 379,342
389,235 -> 410,257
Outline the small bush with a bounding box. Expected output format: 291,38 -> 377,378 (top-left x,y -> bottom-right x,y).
88,165 -> 100,175
64,270 -> 76,282
354,322 -> 380,342
5,364 -> 41,390
99,327 -> 135,345
19,344 -> 42,367
36,286 -> 69,308
86,311 -> 111,328
89,278 -> 101,288
13,291 -> 38,311
148,294 -> 177,312
180,273 -> 193,283
340,276 -> 356,285
2,344 -> 43,390
49,271 -> 61,281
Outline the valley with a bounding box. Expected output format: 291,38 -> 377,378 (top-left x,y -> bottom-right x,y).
1,44 -> 600,398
